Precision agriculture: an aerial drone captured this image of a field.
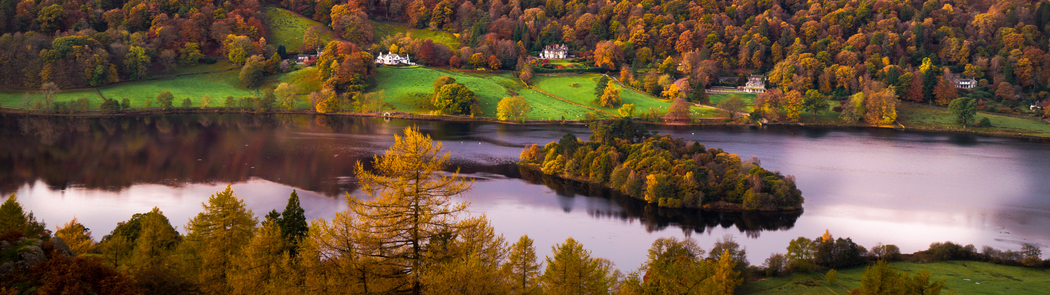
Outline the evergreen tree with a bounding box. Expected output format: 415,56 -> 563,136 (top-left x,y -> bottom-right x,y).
347,127 -> 474,294
0,194 -> 46,237
540,237 -> 617,295
184,185 -> 258,294
279,190 -> 309,256
506,235 -> 542,295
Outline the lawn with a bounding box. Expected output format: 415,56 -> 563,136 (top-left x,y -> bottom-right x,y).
531,74 -> 672,115
740,261 -> 1050,295
371,67 -> 593,120
372,22 -> 461,50
0,89 -> 103,108
265,7 -> 338,52
897,103 -> 1050,137
97,71 -> 256,108
709,93 -> 757,106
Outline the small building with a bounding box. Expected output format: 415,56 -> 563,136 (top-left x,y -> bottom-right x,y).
743,75 -> 766,93
946,73 -> 977,89
539,44 -> 569,59
295,54 -> 316,65
374,52 -> 416,66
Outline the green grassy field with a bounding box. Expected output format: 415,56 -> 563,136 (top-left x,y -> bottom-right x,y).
741,261 -> 1050,295
371,67 -> 593,120
898,103 -> 1050,137
373,22 -> 462,50
97,71 -> 255,108
0,89 -> 103,108
531,74 -> 672,115
266,7 -> 338,52
709,93 -> 757,107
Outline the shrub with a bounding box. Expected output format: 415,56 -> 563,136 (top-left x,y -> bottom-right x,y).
925,241 -> 977,261
978,117 -> 992,127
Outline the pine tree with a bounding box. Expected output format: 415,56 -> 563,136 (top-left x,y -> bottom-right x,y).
279,190 -> 309,256
540,237 -> 616,295
55,217 -> 95,255
348,127 -> 474,294
0,194 -> 45,237
184,185 -> 258,294
506,235 -> 542,295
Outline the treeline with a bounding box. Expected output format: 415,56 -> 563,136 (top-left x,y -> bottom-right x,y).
0,0 -> 272,89
276,0 -> 1050,118
0,127 -> 749,294
519,117 -> 803,210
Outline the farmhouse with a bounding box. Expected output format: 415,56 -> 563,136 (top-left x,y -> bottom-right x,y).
375,52 -> 416,66
539,44 -> 569,59
743,75 -> 766,93
295,54 -> 316,65
948,73 -> 977,89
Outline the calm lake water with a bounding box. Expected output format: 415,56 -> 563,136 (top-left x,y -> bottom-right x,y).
2,114 -> 1049,270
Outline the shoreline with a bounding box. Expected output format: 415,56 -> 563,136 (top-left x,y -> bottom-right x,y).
2,107 -> 1049,141
516,163 -> 805,213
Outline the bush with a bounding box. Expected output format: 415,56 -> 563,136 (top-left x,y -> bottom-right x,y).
869,243 -> 903,261
925,241 -> 977,261
978,117 -> 992,127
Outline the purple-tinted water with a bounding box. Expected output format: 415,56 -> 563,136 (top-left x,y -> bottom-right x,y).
2,114 -> 1048,270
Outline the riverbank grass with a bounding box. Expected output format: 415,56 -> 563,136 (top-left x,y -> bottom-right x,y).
371,67 -> 594,120
266,7 -> 337,52
740,261 -> 1050,295
897,103 -> 1050,137
531,74 -> 672,113
98,71 -> 256,108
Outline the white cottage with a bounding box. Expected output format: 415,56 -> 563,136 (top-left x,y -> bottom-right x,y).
374,52 -> 416,66
743,75 -> 766,93
539,44 -> 569,59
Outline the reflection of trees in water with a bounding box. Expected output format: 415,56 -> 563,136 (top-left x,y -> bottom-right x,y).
0,114 -> 402,195
516,166 -> 801,236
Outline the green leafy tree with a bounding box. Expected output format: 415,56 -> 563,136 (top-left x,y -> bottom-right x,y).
434,83 -> 476,115
716,96 -> 746,120
184,185 -> 258,294
156,91 -> 174,109
595,76 -> 611,99
803,89 -> 829,114
630,237 -> 715,294
948,97 -> 977,127
498,96 -> 532,121
240,55 -> 266,89
540,237 -> 617,295
181,98 -> 192,108
124,46 -> 151,80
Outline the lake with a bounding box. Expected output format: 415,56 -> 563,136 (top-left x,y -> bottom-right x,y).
2,114 -> 1048,270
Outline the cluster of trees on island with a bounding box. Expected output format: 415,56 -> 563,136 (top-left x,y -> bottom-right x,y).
2,126 -> 1047,294
520,117 -> 803,210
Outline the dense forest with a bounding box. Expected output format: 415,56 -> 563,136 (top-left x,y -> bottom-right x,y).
519,118 -> 804,210
3,0 -> 1050,118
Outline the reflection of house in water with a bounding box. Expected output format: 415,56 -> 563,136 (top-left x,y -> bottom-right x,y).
539,44 -> 569,59
374,52 -> 416,66
744,75 -> 766,93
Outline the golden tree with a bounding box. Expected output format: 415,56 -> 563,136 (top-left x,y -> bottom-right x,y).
348,126 -> 474,294
184,185 -> 258,294
55,217 -> 95,255
505,235 -> 542,295
540,237 -> 617,295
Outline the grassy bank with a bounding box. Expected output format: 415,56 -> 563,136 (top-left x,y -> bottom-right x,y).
265,7 -> 338,52
371,67 -> 595,120
373,22 -> 461,49
741,261 -> 1050,295
897,103 -> 1050,138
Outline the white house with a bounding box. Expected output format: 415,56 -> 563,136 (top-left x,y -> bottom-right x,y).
539,44 -> 569,59
374,52 -> 416,66
743,75 -> 766,93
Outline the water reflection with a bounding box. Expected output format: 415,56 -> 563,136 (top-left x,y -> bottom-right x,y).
3,113 -> 1050,269
514,166 -> 801,237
